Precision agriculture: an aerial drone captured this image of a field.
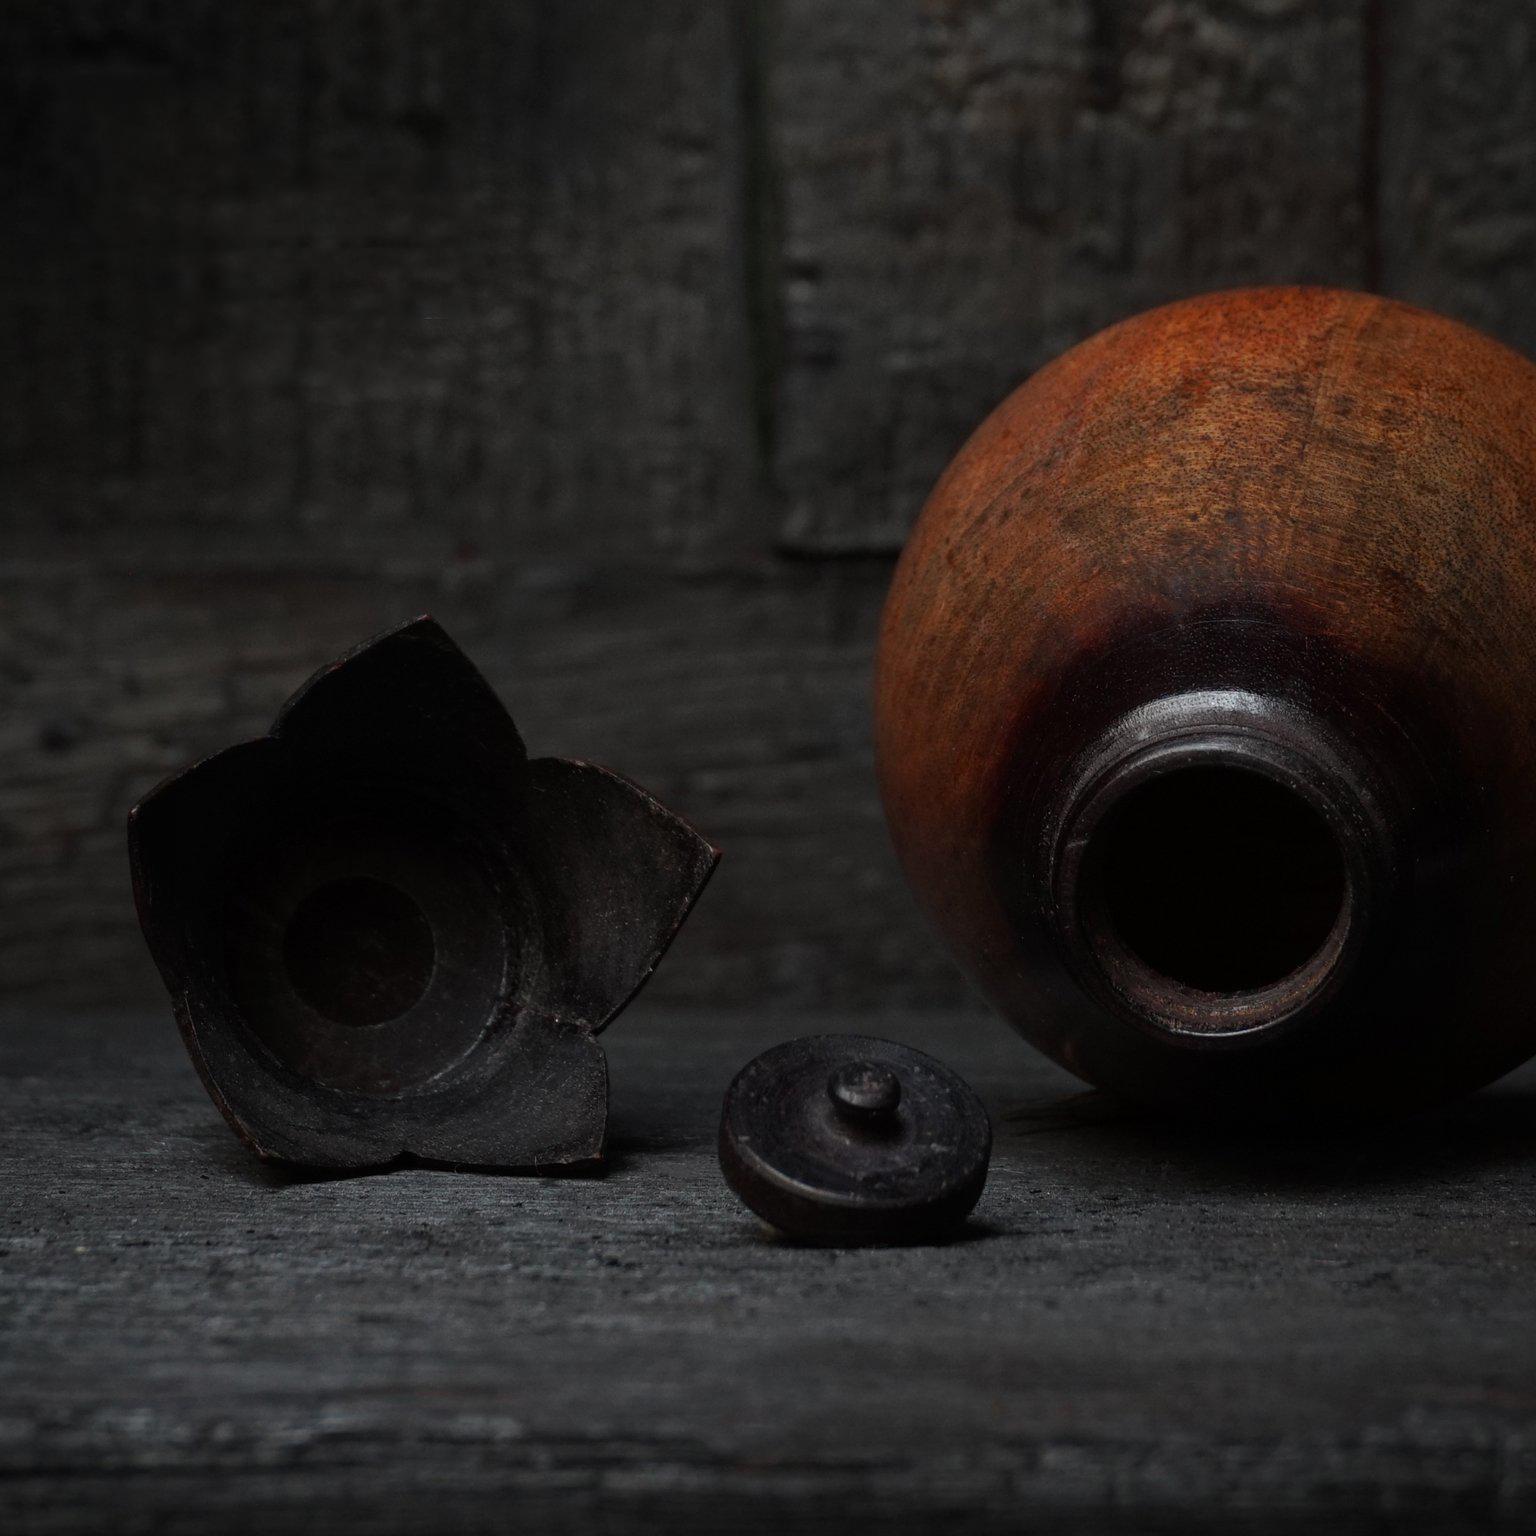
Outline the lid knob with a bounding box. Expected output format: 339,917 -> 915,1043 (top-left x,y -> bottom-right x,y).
827,1060 -> 902,1122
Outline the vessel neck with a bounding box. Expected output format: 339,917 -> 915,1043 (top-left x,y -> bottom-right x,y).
1048,690 -> 1392,1046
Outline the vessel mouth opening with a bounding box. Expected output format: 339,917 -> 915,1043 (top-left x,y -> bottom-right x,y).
1087,764 -> 1347,994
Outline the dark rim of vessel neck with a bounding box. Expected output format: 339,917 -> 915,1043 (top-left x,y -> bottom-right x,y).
1047,689 -> 1396,1049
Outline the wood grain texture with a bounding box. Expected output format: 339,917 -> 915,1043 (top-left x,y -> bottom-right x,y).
768,0 -> 1371,552
875,286 -> 1536,1113
3,0 -> 1536,1021
1378,0 -> 1536,357
0,0 -> 756,566
0,562 -> 961,1014
3,1005 -> 1536,1533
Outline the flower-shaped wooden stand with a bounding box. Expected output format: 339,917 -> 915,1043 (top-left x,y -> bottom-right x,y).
128,618 -> 718,1170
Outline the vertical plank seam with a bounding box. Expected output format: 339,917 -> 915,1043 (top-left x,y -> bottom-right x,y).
734,0 -> 783,509
1361,0 -> 1384,292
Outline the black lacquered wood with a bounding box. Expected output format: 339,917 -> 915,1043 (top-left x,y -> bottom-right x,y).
718,1034 -> 991,1244
128,616 -> 718,1170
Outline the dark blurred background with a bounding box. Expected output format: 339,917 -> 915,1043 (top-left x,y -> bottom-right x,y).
3,0 -> 1533,1018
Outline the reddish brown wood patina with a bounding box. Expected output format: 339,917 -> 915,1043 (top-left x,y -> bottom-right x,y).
876,287 -> 1536,1115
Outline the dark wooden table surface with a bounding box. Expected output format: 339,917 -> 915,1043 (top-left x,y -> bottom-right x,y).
4,1003 -> 1535,1533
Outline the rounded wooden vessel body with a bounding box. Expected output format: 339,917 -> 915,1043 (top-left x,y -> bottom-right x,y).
876,287 -> 1536,1115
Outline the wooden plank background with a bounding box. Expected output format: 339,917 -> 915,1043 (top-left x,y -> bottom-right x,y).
2,0 -> 1533,1013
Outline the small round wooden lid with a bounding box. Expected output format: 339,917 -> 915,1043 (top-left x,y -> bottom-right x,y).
718,1035 -> 991,1245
